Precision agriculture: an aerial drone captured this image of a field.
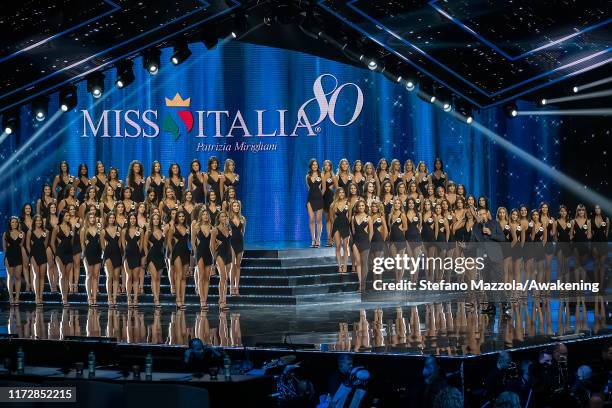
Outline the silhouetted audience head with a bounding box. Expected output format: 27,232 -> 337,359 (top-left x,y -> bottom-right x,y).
494,391 -> 520,408
433,386 -> 463,408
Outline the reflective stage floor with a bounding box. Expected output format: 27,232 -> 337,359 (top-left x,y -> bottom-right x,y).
2,293 -> 610,356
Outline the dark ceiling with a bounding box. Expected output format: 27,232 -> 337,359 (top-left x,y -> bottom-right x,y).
0,0 -> 610,115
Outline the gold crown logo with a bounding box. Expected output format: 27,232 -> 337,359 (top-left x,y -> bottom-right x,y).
165,92 -> 191,107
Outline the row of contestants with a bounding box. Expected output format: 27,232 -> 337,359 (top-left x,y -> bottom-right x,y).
49,157 -> 239,204
307,158 -> 463,247
307,159 -> 609,289
3,202 -> 246,309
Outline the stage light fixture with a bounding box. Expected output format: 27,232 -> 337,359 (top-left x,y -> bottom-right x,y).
571,76 -> 612,94
59,85 -> 77,112
405,80 -> 416,91
171,40 -> 192,65
2,110 -> 19,135
367,59 -> 378,70
437,88 -> 452,112
115,60 -> 135,89
32,96 -> 49,122
201,29 -> 219,49
540,98 -> 547,106
417,78 -> 435,103
573,86 -> 579,93
504,103 -> 518,118
86,72 -> 105,99
229,11 -> 248,39
143,48 -> 161,75
455,100 -> 474,124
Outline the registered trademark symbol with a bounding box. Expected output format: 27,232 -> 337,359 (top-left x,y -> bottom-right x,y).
315,126 -> 322,133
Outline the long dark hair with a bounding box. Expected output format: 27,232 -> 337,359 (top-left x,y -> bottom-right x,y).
190,159 -> 201,175
433,158 -> 444,172
150,160 -> 162,176
127,160 -> 143,188
168,163 -> 182,178
20,203 -> 33,222
307,158 -> 319,176
58,160 -> 70,176
77,163 -> 89,179
207,156 -> 219,173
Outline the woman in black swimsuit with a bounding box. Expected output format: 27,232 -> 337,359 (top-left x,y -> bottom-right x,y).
67,204 -> 82,294
330,188 -> 350,273
322,160 -> 335,247
27,215 -> 48,305
430,158 -> 448,192
146,160 -> 165,205
555,205 -> 571,282
91,161 -> 107,201
127,160 -> 146,203
388,197 -> 407,283
51,211 -> 74,306
223,158 -> 240,194
122,212 -> 143,307
351,198 -> 372,292
192,207 -> 214,310
228,200 -> 246,296
188,159 -> 207,204
37,184 -> 55,220
306,159 -> 325,248
3,217 -> 23,305
212,211 -> 232,310
45,202 -> 59,293
167,163 -> 185,202
20,203 -> 34,293
145,212 -> 165,308
168,210 -> 190,308
75,163 -> 90,202
101,212 -> 122,308
207,156 -> 224,204
52,161 -> 73,200
107,167 -> 123,201
79,186 -> 100,219
369,201 -> 387,262
571,204 -> 591,283
591,205 -> 609,286
81,211 -> 102,306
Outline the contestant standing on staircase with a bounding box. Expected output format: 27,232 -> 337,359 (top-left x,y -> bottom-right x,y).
20,203 -> 33,294
223,158 -> 240,192
351,198 -> 372,292
52,161 -> 73,200
168,210 -> 190,309
388,197 -> 407,283
45,202 -> 59,293
146,160 -> 165,205
211,211 -> 233,311
91,161 -> 107,200
4,217 -> 23,305
81,211 -> 102,307
101,212 -> 122,308
167,163 -> 185,202
335,158 -> 352,196
229,200 -> 245,297
75,164 -> 90,202
188,159 -> 207,204
207,156 -> 224,204
123,212 -> 144,307
51,211 -> 74,306
306,159 -> 325,248
322,160 -> 335,247
127,160 -> 146,204
331,188 -> 351,273
67,204 -> 82,294
193,206 -> 213,310
27,215 -> 48,306
145,212 -> 165,308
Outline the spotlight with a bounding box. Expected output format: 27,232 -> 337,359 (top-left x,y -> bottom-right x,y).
367,59 -> 378,70
86,72 -> 105,99
2,109 -> 19,134
143,48 -> 161,75
59,84 -> 77,112
456,100 -> 474,124
504,103 -> 518,118
171,40 -> 192,65
417,78 -> 435,103
229,11 -> 248,39
437,88 -> 452,112
32,96 -> 49,122
201,29 -> 219,50
573,86 -> 579,93
405,80 -> 416,91
115,60 -> 135,89
540,98 -> 547,106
